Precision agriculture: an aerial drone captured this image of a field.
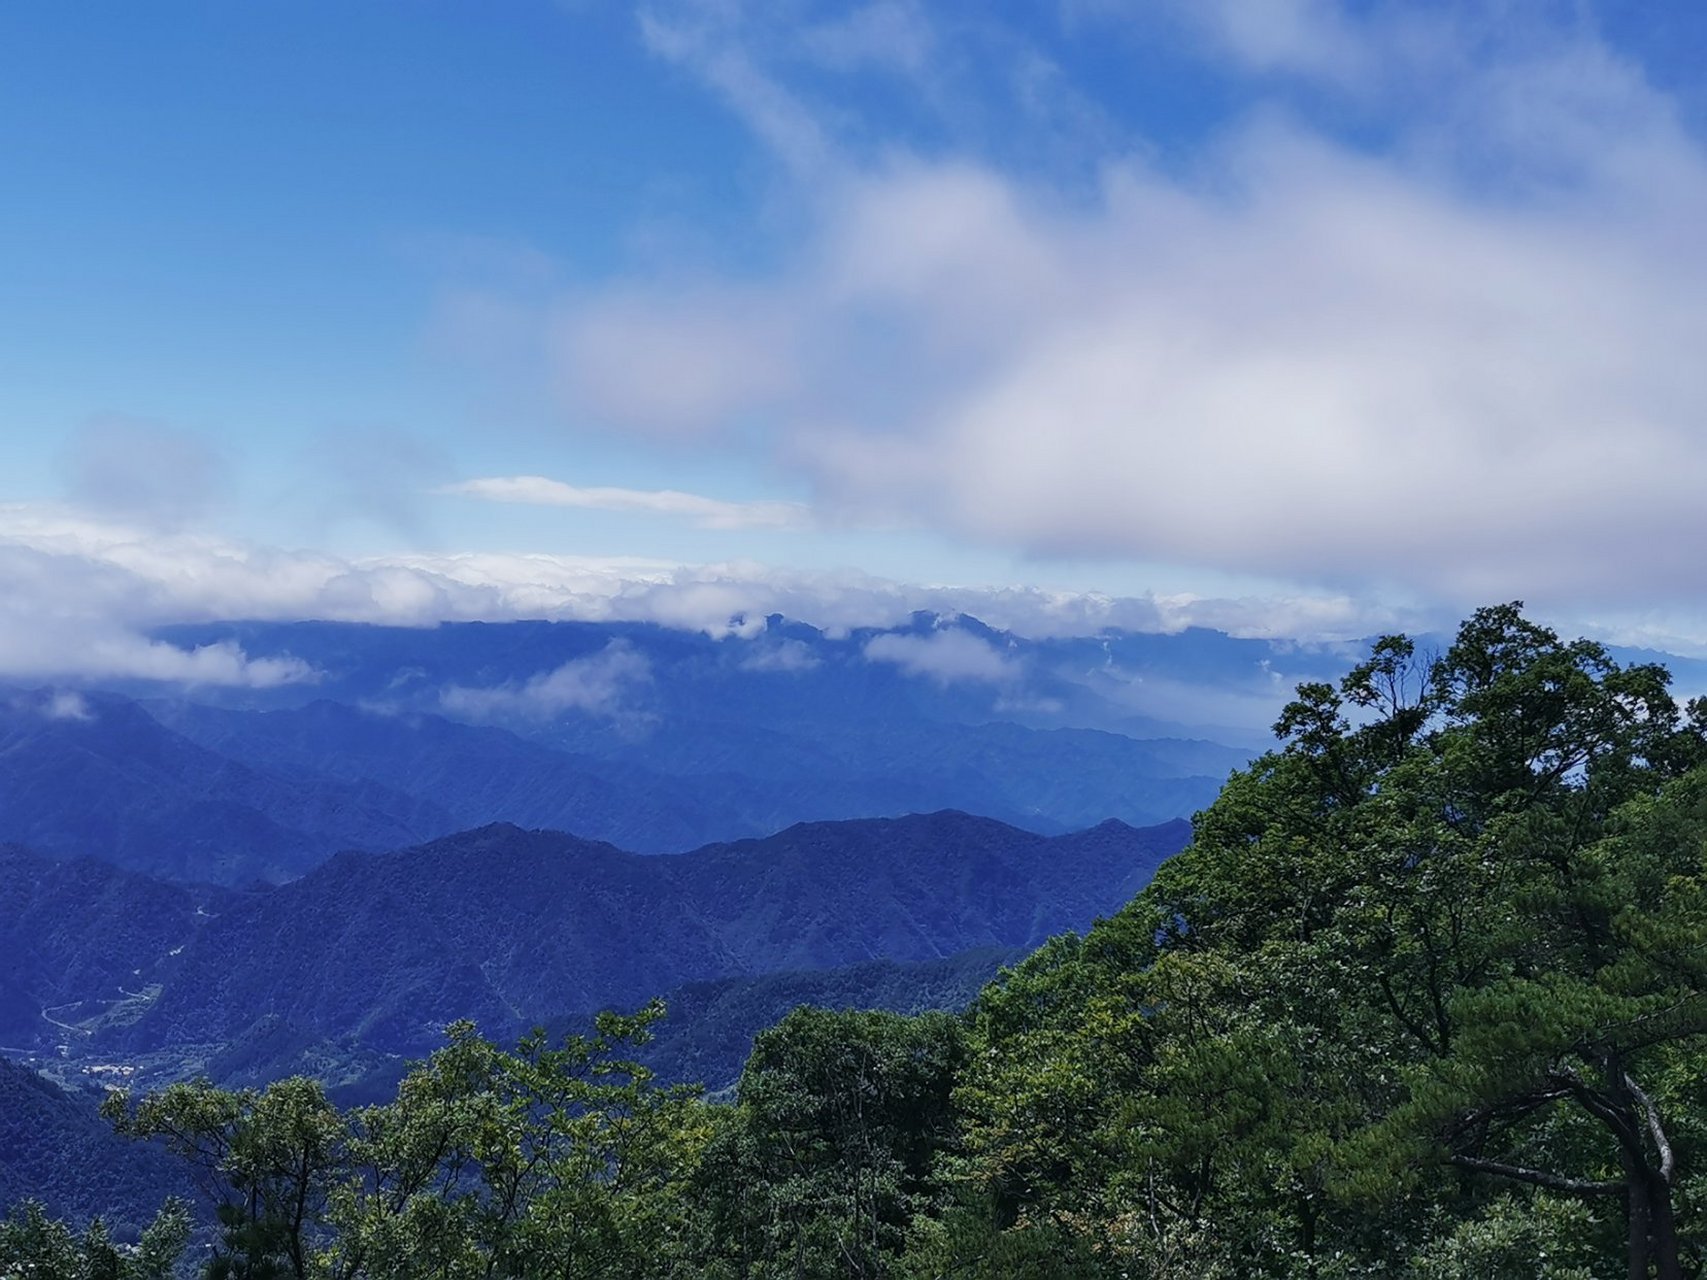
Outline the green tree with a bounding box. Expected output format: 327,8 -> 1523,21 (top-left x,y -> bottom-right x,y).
106,1005 -> 709,1279
697,1007 -> 967,1279
104,1076 -> 344,1279
324,1004 -> 710,1279
957,605 -> 1707,1277
0,1198 -> 190,1280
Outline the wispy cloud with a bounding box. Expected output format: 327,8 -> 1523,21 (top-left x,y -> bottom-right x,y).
798,1 -> 935,77
740,638 -> 822,673
638,1 -> 832,175
441,476 -> 811,531
62,416 -> 229,530
864,629 -> 1015,685
40,691 -> 93,722
440,642 -> 653,723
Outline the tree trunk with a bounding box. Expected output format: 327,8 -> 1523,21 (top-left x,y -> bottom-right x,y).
1645,1169 -> 1682,1280
1626,1169 -> 1650,1280
1621,1156 -> 1684,1280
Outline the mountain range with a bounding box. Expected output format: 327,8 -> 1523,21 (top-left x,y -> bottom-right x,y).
0,1056 -> 188,1239
0,614 -> 1259,885
0,612 -> 1285,1227
110,812 -> 1187,1058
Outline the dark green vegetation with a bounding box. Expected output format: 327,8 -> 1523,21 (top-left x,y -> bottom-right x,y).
548,947 -> 1023,1094
8,605 -> 1707,1277
0,1058 -> 189,1240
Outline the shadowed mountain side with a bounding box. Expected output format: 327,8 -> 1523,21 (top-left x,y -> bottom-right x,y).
211,949 -> 1026,1107
118,813 -> 1189,1056
0,1057 -> 190,1237
677,812 -> 1184,971
0,691 -> 452,883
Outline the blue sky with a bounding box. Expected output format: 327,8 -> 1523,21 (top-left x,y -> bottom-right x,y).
3,1 -> 1707,679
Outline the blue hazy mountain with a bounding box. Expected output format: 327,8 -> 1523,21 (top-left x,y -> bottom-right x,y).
0,614 -> 1276,879
0,842 -> 243,1048
112,812 -> 1188,1057
0,689 -> 453,883
147,696 -> 1239,853
0,616 -> 1266,882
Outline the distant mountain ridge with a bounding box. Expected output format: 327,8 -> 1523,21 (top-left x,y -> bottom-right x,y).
0,649 -> 1243,886
115,811 -> 1187,1056
0,690 -> 451,882
0,843 -> 240,1048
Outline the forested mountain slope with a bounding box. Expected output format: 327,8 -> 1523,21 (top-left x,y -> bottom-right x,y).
116,813 -> 1187,1055
549,946 -> 1024,1092
0,844 -> 239,1046
0,1058 -> 188,1241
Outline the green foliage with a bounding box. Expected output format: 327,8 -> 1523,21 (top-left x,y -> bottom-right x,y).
952,604 -> 1707,1277
1403,1195 -> 1601,1280
0,1197 -> 189,1279
327,1003 -> 710,1279
694,1007 -> 967,1278
98,1003 -> 708,1279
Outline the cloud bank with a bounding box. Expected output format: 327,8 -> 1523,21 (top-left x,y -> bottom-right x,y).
0,502 -> 1434,684
864,629 -> 1015,685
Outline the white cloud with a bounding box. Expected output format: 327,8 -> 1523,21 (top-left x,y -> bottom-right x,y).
439,643 -> 653,723
441,475 -> 810,530
0,518 -> 319,688
863,628 -> 1015,685
740,638 -> 822,672
43,691 -> 92,721
530,3 -> 1707,616
15,499 -> 1707,690
549,283 -> 807,438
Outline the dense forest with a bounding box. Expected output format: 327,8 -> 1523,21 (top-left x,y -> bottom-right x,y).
8,604 -> 1707,1278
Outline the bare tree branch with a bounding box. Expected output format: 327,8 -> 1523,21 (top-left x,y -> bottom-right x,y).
1624,1073 -> 1676,1186
1450,1155 -> 1623,1197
